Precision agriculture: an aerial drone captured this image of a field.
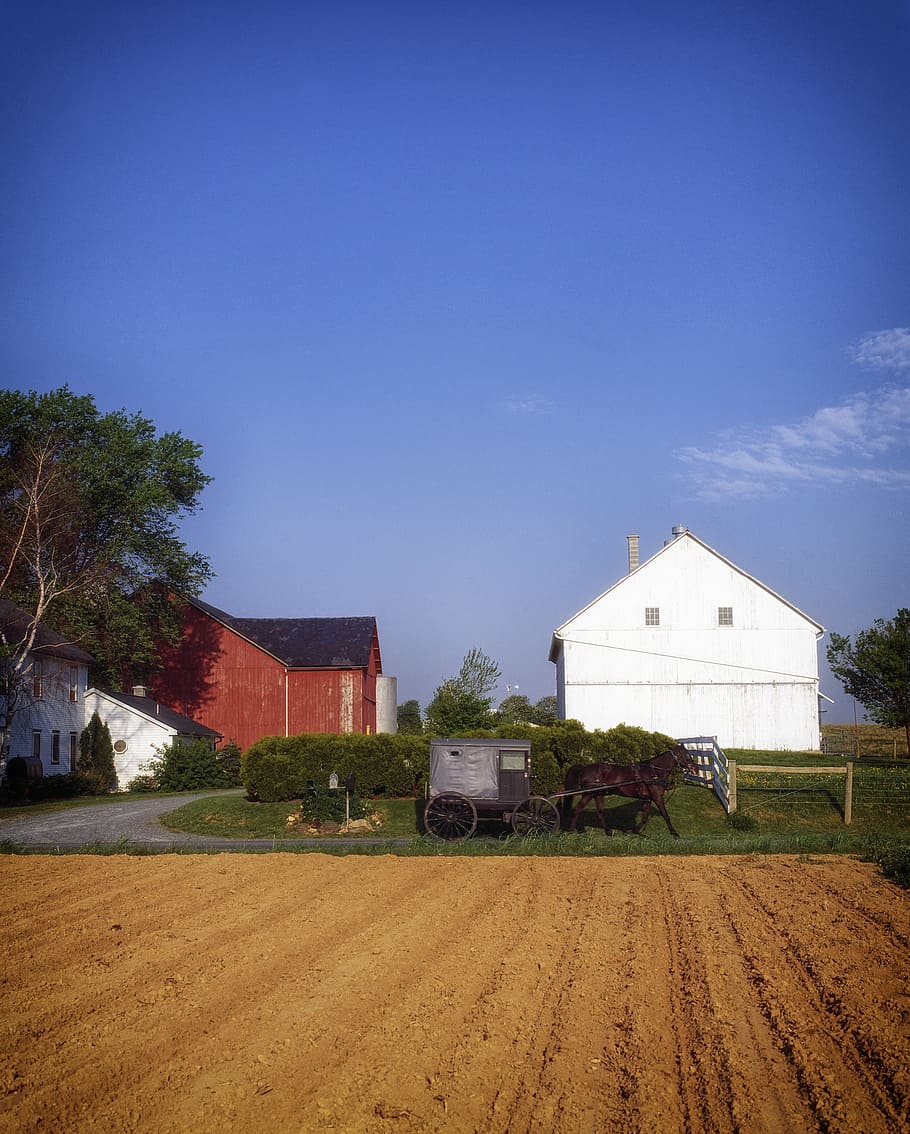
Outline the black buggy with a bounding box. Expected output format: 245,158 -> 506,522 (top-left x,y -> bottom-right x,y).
423,737 -> 560,840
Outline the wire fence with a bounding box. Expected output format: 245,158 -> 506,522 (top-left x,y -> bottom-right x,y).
734,762 -> 910,822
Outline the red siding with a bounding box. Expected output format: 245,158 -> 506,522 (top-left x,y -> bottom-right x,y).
151,604 -> 379,750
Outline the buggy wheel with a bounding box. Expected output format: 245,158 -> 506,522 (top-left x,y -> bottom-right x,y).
424,792 -> 477,841
511,796 -> 560,837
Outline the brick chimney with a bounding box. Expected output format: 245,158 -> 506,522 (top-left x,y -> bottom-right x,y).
627,534 -> 640,573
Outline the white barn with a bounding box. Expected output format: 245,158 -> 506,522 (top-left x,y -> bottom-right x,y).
549,528 -> 826,751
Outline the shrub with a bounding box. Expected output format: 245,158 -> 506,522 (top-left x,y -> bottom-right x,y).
78,712 -> 117,791
240,723 -> 679,803
126,773 -> 160,793
242,733 -> 429,802
147,739 -> 235,792
867,841 -> 910,889
31,771 -> 112,799
296,783 -> 368,824
215,742 -> 243,786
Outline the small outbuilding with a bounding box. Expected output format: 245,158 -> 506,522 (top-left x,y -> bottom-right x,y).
83,686 -> 221,790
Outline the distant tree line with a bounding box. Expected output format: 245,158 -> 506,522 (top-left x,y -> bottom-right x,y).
397,648 -> 557,735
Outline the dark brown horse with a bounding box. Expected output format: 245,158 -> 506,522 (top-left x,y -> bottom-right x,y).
562,745 -> 699,837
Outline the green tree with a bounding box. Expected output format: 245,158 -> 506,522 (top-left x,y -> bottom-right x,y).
496,693 -> 534,724
827,610 -> 910,754
532,695 -> 558,724
455,647 -> 501,700
425,648 -> 501,735
78,711 -> 117,791
0,386 -> 212,767
396,699 -> 423,735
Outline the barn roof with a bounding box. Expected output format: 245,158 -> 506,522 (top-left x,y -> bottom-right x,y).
549,529 -> 824,660
0,599 -> 97,666
87,688 -> 221,737
186,597 -> 379,669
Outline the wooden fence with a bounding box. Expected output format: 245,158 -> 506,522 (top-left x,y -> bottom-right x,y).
728,761 -> 855,824
677,736 -> 730,811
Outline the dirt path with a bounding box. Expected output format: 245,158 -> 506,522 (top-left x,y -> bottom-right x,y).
1,855 -> 908,1133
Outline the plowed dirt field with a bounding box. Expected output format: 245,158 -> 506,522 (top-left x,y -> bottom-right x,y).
2,854 -> 909,1133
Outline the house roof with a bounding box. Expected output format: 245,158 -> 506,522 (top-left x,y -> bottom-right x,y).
87,687 -> 221,737
549,529 -> 825,660
186,596 -> 379,669
0,599 -> 97,665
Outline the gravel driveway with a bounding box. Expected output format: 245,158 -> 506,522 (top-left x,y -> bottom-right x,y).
0,792 -> 406,851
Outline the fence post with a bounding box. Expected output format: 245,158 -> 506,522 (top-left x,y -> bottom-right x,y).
844,761 -> 853,825
728,760 -> 737,814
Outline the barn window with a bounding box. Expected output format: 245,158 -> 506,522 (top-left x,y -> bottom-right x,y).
718,606 -> 734,626
645,607 -> 660,626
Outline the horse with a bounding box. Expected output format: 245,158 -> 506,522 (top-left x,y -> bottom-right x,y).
561,744 -> 699,838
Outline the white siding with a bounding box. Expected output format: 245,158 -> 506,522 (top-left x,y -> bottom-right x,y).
7,655 -> 87,774
553,533 -> 824,751
83,691 -> 178,789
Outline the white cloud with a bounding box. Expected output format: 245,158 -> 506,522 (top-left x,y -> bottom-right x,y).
499,394 -> 553,416
850,327 -> 910,371
677,329 -> 910,501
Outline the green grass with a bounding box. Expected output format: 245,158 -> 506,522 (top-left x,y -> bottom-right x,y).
3,773 -> 908,862
159,779 -> 910,849
160,796 -> 420,839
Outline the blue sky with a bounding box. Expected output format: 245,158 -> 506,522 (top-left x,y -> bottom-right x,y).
2,0 -> 908,724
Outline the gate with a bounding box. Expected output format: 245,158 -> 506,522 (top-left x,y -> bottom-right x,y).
677,736 -> 731,812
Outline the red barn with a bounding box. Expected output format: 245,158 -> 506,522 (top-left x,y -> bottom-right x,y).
151,597 -> 383,750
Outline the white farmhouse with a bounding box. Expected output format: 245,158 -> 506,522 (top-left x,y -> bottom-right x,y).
549,528 -> 826,751
0,598 -> 95,775
2,599 -> 218,790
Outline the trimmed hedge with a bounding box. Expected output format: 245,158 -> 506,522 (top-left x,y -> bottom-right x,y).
242,733 -> 429,803
242,722 -> 677,803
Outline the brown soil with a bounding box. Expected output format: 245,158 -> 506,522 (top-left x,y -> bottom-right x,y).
1,854 -> 909,1133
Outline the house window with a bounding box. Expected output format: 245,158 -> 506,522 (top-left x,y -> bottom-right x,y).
645,607 -> 660,626
32,662 -> 43,699
69,668 -> 78,702
51,731 -> 61,765
718,606 -> 734,626
32,731 -> 41,760
69,732 -> 78,772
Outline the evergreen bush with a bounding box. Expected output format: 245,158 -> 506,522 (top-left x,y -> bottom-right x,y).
78,712 -> 117,791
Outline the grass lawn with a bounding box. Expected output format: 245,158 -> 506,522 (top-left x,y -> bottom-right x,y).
156,774 -> 910,856
160,796 -> 422,839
